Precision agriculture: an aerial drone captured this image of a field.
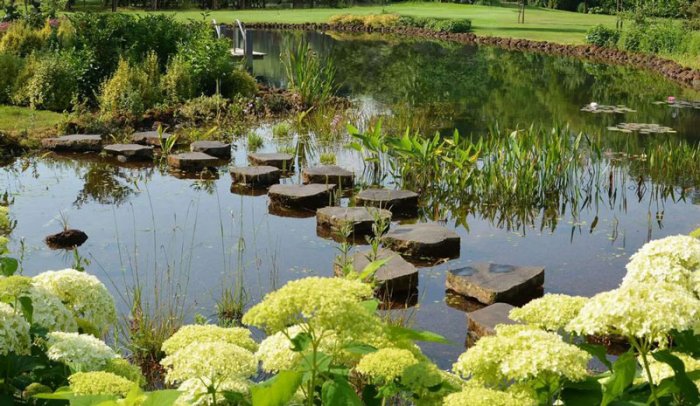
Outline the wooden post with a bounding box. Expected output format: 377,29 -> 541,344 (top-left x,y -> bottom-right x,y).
245,30 -> 253,72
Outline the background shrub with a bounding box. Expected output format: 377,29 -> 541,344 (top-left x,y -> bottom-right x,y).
0,22 -> 46,56
585,24 -> 620,47
161,55 -> 196,105
222,70 -> 258,99
99,59 -> 151,120
0,52 -> 23,104
12,52 -> 78,111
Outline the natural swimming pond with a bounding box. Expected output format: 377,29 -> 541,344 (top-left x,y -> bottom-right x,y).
2,30 -> 700,368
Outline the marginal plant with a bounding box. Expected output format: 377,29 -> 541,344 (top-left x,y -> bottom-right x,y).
281,39 -> 337,108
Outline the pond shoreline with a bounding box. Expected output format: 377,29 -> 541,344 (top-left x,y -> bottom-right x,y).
244,22 -> 700,91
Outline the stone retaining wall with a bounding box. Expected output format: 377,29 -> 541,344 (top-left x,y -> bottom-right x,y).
244,22 -> 700,90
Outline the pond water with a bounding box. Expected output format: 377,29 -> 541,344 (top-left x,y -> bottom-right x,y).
3,30 -> 700,368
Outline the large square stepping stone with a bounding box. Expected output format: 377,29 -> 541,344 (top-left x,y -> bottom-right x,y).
356,188 -> 419,217
383,223 -> 460,260
446,263 -> 545,305
191,140 -> 231,159
302,166 -> 354,188
334,248 -> 418,295
316,206 -> 391,237
41,134 -> 102,152
467,303 -> 517,341
230,166 -> 280,187
248,153 -> 294,170
268,184 -> 336,210
168,152 -> 220,171
131,131 -> 171,146
104,144 -> 153,162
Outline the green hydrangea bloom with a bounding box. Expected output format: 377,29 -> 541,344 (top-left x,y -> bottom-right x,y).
509,294 -> 587,332
0,302 -> 31,355
567,282 -> 700,345
161,341 -> 257,386
33,269 -> 117,334
0,236 -> 8,254
356,348 -> 419,382
256,325 -> 305,373
442,386 -> 535,406
453,325 -> 589,387
46,332 -> 118,372
103,358 -> 146,387
175,377 -> 251,406
162,324 -> 257,356
69,371 -> 136,397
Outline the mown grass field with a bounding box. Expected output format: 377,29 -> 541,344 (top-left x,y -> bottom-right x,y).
126,3 -> 617,44
0,106 -> 62,135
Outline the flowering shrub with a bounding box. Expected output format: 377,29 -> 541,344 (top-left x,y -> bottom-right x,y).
46,332 -> 118,372
69,371 -> 136,396
509,293 -> 587,331
161,324 -> 258,355
0,302 -> 31,355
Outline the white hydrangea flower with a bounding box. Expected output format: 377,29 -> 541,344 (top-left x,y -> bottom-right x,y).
161,341 -> 257,385
0,302 -> 31,355
509,294 -> 587,332
567,282 -> 700,345
175,377 -> 250,406
46,332 -> 118,372
33,269 -> 117,334
27,286 -> 78,333
256,325 -> 305,373
637,351 -> 700,390
162,324 -> 257,356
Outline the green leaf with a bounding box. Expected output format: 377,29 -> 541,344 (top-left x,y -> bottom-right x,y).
358,258 -> 389,281
387,325 -> 450,344
560,377 -> 603,406
341,342 -> 377,355
651,350 -> 700,404
251,371 -> 303,406
690,228 -> 700,238
141,390 -> 182,406
670,329 -> 700,357
321,377 -> 362,406
359,299 -> 379,314
18,296 -> 33,325
578,343 -> 613,370
290,332 -> 312,352
361,384 -> 381,406
601,351 -> 637,406
0,257 -> 18,276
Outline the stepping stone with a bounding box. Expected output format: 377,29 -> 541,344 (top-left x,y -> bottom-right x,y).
167,152 -> 220,171
383,223 -> 460,260
131,131 -> 171,146
302,166 -> 354,187
356,188 -> 419,217
268,184 -> 336,210
446,263 -> 545,305
468,303 -> 517,340
231,184 -> 268,197
191,140 -> 231,159
230,166 -> 280,187
41,134 -> 102,152
248,153 -> 294,170
316,206 -> 391,236
104,144 -> 153,162
334,248 -> 418,295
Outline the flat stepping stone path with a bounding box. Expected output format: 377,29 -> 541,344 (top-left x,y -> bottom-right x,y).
131,131 -> 171,146
168,152 -> 219,171
104,144 -> 153,162
248,152 -> 294,170
334,248 -> 418,295
268,184 -> 336,210
230,166 -> 280,187
356,188 -> 419,217
316,206 -> 391,236
383,223 -> 459,260
191,140 -> 231,159
607,123 -> 676,134
302,165 -> 354,187
446,263 -> 544,305
580,104 -> 636,114
41,134 -> 102,152
468,303 -> 517,341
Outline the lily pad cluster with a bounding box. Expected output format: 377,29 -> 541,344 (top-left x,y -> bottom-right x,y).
607,123 -> 676,134
580,104 -> 636,114
653,100 -> 700,109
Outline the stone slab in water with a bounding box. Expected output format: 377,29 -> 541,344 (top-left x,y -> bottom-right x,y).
383,223 -> 460,260
334,248 -> 418,295
316,206 -> 391,236
446,263 -> 544,305
268,184 -> 336,209
104,144 -> 153,161
167,152 -> 220,171
302,166 -> 354,187
131,131 -> 171,146
41,135 -> 102,152
190,140 -> 231,159
467,302 -> 517,340
248,153 -> 294,170
230,166 -> 280,186
356,188 -> 419,217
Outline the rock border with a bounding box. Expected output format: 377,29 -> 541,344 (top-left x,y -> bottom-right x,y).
244,22 -> 700,89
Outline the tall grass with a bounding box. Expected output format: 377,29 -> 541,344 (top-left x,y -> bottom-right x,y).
281,39 -> 337,108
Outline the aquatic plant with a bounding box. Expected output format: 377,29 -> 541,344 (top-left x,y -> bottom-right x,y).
281,39 -> 337,108
247,131 -> 264,152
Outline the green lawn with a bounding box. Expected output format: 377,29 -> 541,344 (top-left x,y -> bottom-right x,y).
0,106 -> 62,135
125,3 -> 617,44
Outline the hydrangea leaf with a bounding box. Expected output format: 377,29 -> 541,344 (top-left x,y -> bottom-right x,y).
250,370 -> 302,406
601,351 -> 637,406
651,350 -> 699,404
321,377 -> 362,406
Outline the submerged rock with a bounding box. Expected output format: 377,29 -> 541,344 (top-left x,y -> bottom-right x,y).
268,184 -> 336,210
383,223 -> 460,260
302,166 -> 354,188
45,229 -> 88,249
41,135 -> 103,152
446,263 -> 545,305
190,141 -> 232,159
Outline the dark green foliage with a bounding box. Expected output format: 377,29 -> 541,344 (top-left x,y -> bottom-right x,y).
620,21 -> 687,53
585,25 -> 620,47
399,16 -> 472,33
0,52 -> 22,104
12,51 -> 80,111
